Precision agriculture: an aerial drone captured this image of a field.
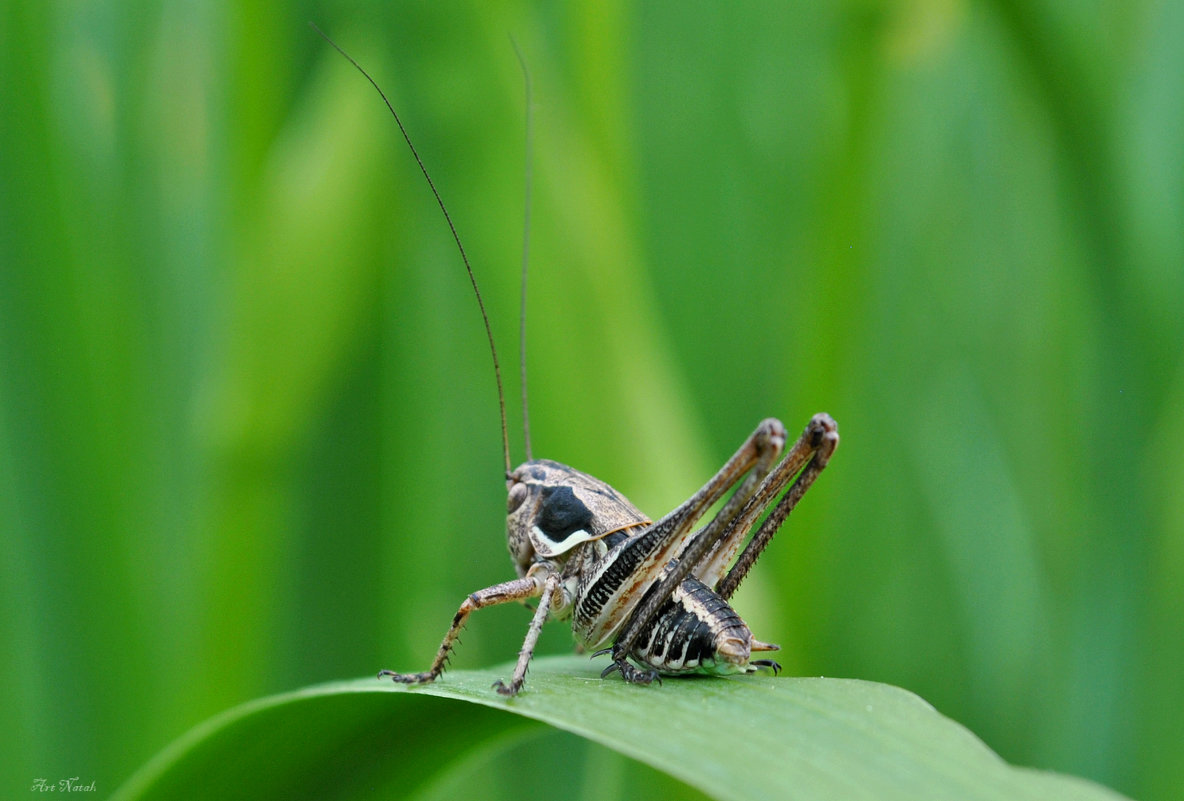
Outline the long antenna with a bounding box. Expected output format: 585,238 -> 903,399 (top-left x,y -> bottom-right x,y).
510,36 -> 533,462
311,23 -> 512,474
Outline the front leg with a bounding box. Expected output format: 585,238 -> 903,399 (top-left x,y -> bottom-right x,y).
379,574 -> 543,686
492,572 -> 562,696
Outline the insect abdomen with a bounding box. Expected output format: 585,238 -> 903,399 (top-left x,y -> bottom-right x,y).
630,577 -> 753,675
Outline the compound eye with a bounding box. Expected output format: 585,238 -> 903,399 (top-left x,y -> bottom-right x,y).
507,481 -> 528,514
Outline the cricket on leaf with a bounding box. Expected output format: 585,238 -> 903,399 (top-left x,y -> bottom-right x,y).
314,24 -> 839,696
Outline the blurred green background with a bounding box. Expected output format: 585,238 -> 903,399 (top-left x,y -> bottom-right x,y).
2,0 -> 1181,798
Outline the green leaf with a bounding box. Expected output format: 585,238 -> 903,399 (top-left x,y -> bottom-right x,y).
112,656 -> 1128,801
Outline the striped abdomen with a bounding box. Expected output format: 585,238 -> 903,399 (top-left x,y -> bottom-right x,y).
628,577 -> 753,675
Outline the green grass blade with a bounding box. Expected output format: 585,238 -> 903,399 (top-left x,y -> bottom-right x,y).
112,656 -> 1129,801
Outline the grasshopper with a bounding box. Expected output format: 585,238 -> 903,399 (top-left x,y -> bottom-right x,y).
316,26 -> 839,696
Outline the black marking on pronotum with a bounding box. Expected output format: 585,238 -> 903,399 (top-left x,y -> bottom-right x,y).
536,486 -> 593,542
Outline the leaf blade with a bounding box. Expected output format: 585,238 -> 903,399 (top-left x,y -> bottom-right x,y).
112,656 -> 1131,801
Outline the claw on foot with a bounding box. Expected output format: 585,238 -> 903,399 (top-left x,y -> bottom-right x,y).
378,669 -> 436,685
603,659 -> 660,685
599,661 -> 622,679
492,679 -> 521,697
751,659 -> 782,675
